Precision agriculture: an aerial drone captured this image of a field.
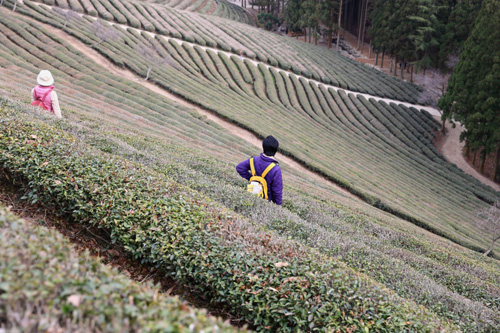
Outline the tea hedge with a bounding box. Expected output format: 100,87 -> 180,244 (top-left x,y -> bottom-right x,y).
0,107 -> 455,331
0,206 -> 242,332
1,49 -> 499,330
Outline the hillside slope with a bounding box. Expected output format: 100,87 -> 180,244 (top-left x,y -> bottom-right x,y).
7,0 -> 500,254
0,2 -> 500,330
0,205 -> 242,331
144,0 -> 256,25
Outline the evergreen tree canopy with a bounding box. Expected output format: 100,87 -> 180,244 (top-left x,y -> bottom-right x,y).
283,0 -> 339,36
439,0 -> 500,158
439,0 -> 482,69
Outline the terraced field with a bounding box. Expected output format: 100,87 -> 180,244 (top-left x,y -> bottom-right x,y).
146,0 -> 255,25
22,0 -> 421,102
1,1 -> 500,331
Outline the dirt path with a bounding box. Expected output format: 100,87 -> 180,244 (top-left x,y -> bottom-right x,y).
437,120 -> 500,191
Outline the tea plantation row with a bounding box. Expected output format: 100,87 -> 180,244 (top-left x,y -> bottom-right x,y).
4,3 -> 499,255
0,205 -> 241,331
0,103 -> 454,331
146,0 -> 255,25
1,8 -> 499,330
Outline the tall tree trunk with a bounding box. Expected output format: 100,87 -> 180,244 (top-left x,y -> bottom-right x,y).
328,4 -> 335,49
360,0 -> 369,53
375,52 -> 378,65
337,0 -> 343,51
400,58 -> 404,79
493,145 -> 500,182
357,0 -> 365,49
369,46 -> 372,58
314,25 -> 318,45
473,150 -> 478,165
480,151 -> 487,174
381,51 -> 385,68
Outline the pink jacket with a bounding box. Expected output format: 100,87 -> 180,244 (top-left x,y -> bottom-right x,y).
32,85 -> 62,118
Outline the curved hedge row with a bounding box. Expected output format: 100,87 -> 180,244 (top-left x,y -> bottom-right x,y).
24,0 -> 419,101
11,3 -> 499,255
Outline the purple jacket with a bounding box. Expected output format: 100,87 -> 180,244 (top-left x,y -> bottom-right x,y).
236,153 -> 283,205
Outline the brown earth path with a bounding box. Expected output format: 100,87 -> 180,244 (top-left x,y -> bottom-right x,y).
436,120 -> 500,191
341,30 -> 500,192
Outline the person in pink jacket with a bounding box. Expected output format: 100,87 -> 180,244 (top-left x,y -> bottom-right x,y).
31,70 -> 62,118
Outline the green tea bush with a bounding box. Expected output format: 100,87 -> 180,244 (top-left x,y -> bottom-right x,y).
0,207 -> 241,332
78,0 -> 98,16
230,55 -> 253,84
0,106 -> 454,332
88,0 -> 113,20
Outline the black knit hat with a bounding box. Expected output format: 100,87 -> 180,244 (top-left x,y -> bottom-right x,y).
262,135 -> 279,156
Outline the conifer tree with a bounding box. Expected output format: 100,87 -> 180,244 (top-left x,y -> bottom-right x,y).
283,0 -> 303,33
439,0 -> 482,69
439,0 -> 500,179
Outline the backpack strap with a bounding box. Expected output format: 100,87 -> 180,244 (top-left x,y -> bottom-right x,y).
249,157 -> 256,177
250,158 -> 276,178
261,162 -> 276,178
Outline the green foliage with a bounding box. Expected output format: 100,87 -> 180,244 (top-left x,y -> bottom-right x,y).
0,105 -> 455,331
257,12 -> 279,31
439,0 -> 500,157
1,6 -> 500,330
439,0 -> 482,69
0,206 -> 241,332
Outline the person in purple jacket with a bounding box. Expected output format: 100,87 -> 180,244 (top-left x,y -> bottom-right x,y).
236,136 -> 283,205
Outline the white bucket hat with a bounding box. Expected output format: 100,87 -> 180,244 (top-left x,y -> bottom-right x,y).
37,70 -> 54,86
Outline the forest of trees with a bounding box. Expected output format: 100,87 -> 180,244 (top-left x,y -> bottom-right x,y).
439,0 -> 500,181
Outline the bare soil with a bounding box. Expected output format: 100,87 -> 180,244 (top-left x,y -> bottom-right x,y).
434,120 -> 500,191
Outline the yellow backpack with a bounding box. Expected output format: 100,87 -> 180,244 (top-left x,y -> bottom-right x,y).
246,157 -> 276,200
